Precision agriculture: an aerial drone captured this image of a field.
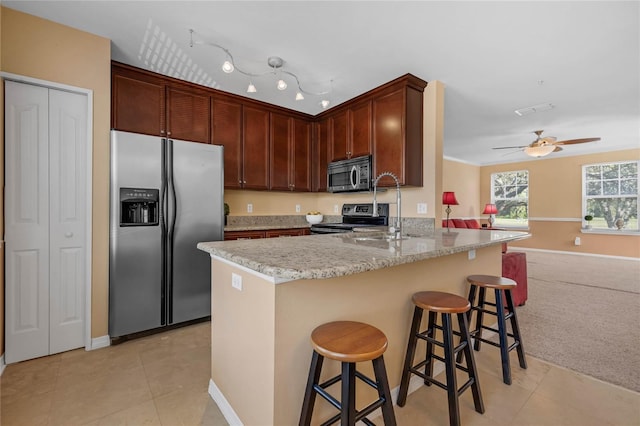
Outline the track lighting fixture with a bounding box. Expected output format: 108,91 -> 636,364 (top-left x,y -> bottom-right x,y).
189,29 -> 331,105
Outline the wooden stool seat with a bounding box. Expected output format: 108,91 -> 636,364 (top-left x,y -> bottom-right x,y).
412,291 -> 471,314
311,321 -> 388,363
300,321 -> 396,425
467,274 -> 516,289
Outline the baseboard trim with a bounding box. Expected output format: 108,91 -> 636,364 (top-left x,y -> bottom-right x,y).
512,246 -> 640,262
208,379 -> 243,425
0,354 -> 5,376
90,335 -> 111,350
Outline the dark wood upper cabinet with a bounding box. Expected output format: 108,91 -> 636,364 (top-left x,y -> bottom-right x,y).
372,79 -> 425,186
329,110 -> 349,161
243,106 -> 270,190
211,98 -> 243,189
349,100 -> 372,159
166,86 -> 210,143
112,70 -> 165,136
269,114 -> 312,192
313,119 -> 330,192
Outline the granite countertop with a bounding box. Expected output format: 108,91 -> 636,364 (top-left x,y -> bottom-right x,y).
197,228 -> 530,282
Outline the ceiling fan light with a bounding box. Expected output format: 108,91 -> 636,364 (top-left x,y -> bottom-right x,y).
222,60 -> 234,73
247,82 -> 257,93
295,91 -> 304,101
277,79 -> 287,90
524,145 -> 555,157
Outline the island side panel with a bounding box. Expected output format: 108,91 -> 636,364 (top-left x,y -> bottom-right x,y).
273,245 -> 502,425
210,259 -> 276,425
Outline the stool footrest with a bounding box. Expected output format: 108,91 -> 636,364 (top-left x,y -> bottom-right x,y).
417,330 -> 468,354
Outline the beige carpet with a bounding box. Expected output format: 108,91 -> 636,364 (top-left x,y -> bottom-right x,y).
513,249 -> 640,392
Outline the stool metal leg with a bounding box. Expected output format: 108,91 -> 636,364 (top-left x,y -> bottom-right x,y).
424,311 -> 436,385
457,313 -> 485,414
341,362 -> 357,425
473,286 -> 486,351
299,351 -> 324,426
495,289 -> 512,385
398,306 -> 423,406
442,313 -> 460,426
505,289 -> 527,370
372,355 -> 397,426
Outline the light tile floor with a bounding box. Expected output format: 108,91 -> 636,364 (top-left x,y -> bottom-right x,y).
1,321 -> 639,425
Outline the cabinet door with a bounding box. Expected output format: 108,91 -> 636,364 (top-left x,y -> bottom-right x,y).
243,106 -> 270,190
212,98 -> 243,189
112,72 -> 165,136
373,88 -> 405,184
166,86 -> 210,143
313,119 -> 330,192
329,110 -> 349,161
269,113 -> 292,191
350,100 -> 372,158
292,118 -> 312,192
224,230 -> 266,240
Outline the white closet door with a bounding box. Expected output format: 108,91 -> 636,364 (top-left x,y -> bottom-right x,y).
5,81 -> 87,363
5,81 -> 50,363
48,89 -> 87,354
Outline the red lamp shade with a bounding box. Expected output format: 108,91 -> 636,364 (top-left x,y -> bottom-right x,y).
483,203 -> 498,215
442,192 -> 459,206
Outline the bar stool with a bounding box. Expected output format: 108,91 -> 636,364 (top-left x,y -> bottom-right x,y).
462,274 -> 527,385
397,291 -> 484,426
299,321 -> 396,426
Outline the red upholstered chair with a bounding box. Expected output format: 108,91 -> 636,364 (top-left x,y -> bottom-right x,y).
502,252 -> 528,306
464,219 -> 481,229
451,219 -> 468,228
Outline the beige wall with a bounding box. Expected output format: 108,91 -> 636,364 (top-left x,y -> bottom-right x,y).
225,81 -> 446,221
480,149 -> 640,258
443,158 -> 481,221
1,7 -> 112,352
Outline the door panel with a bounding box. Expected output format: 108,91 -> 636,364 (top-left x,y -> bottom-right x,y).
109,131 -> 163,337
5,81 -> 50,363
170,139 -> 223,324
49,89 -> 87,354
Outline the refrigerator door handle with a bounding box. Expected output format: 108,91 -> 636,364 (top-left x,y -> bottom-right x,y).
160,138 -> 168,326
166,139 -> 176,324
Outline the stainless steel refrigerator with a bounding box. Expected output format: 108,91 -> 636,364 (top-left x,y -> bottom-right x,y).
109,130 -> 223,340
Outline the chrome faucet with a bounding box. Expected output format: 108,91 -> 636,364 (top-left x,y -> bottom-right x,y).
372,172 -> 401,239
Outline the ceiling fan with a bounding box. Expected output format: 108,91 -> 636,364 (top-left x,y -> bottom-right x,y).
493,130 -> 601,158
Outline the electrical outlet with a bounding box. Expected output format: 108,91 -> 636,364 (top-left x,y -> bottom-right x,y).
468,249 -> 476,260
247,203 -> 253,213
295,204 -> 301,213
574,237 -> 581,246
334,204 -> 339,214
417,203 -> 427,214
231,273 -> 243,291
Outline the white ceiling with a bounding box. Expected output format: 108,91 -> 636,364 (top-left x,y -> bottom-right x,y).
5,1 -> 639,165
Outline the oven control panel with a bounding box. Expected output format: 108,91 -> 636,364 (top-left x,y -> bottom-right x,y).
342,203 -> 389,218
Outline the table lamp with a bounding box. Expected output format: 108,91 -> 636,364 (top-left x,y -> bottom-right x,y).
483,203 -> 498,228
442,192 -> 459,229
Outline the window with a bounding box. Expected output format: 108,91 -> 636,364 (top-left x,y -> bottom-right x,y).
491,170 -> 529,227
583,161 -> 638,231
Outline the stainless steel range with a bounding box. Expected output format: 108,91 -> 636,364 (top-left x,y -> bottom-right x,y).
310,203 -> 389,234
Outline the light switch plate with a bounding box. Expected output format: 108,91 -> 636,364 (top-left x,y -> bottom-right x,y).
468,249 -> 476,260
231,273 -> 243,291
247,203 -> 253,213
417,203 -> 427,214
334,204 -> 339,213
295,204 -> 301,213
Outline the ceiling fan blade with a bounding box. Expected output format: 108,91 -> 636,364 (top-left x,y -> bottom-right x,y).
492,146 -> 527,150
553,146 -> 563,152
554,137 -> 601,145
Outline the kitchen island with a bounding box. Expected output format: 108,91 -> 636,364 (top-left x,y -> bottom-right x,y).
197,228 -> 529,425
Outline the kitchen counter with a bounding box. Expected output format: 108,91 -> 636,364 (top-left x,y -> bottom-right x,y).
198,228 -> 529,425
199,228 -> 529,282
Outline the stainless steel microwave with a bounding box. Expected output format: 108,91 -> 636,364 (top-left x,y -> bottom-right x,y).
327,155 -> 372,193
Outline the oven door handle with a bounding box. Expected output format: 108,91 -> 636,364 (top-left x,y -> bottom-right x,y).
350,165 -> 360,189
